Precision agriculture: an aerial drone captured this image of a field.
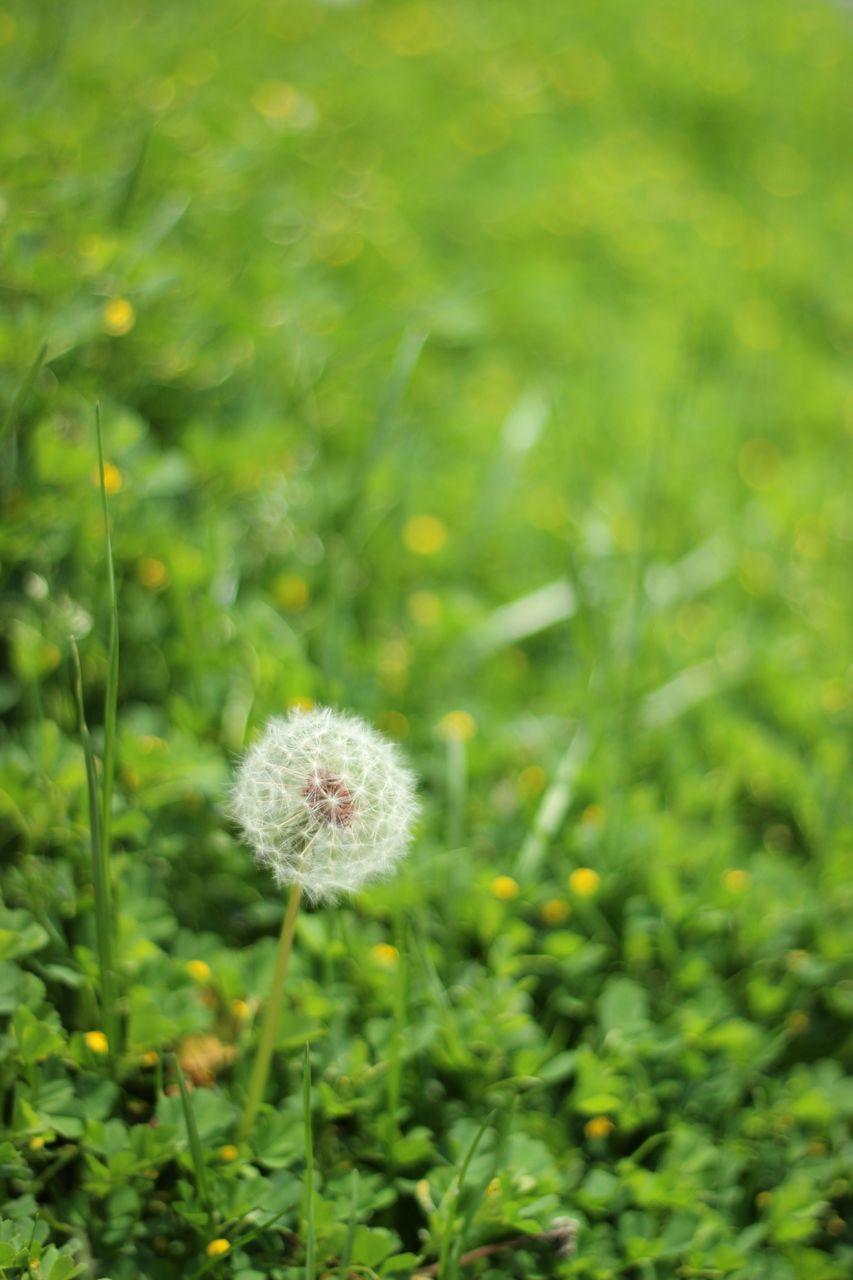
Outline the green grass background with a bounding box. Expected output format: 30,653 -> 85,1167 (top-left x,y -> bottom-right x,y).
1,0 -> 852,1276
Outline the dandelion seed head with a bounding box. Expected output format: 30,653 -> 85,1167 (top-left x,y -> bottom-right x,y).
231,706 -> 418,903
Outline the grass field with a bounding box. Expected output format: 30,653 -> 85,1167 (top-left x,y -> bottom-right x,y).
1,0 -> 852,1277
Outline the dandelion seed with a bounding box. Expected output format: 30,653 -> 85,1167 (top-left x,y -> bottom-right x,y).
232,706 -> 419,903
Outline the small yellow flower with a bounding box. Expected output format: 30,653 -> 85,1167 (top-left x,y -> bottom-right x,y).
581,803 -> 605,828
140,1050 -> 159,1067
29,1136 -> 46,1151
569,867 -> 600,897
252,80 -> 299,120
415,1178 -> 434,1211
541,898 -> 569,926
219,1144 -> 239,1162
491,875 -> 518,901
231,997 -> 251,1021
378,709 -> 409,739
92,462 -> 123,494
584,1115 -> 614,1140
404,514 -> 447,555
287,695 -> 315,712
103,297 -> 135,336
187,959 -> 212,983
722,868 -> 751,893
84,1030 -> 109,1055
407,590 -> 442,625
139,557 -> 169,589
371,943 -> 400,966
438,710 -> 476,742
206,1238 -> 231,1258
274,573 -> 309,610
518,764 -> 546,798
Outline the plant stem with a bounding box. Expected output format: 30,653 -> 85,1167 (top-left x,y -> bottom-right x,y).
239,884 -> 303,1140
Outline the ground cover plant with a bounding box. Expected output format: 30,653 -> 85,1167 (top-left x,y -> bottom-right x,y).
1,0 -> 852,1276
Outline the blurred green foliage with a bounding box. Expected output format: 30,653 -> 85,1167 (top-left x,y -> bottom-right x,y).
1,0 -> 851,1276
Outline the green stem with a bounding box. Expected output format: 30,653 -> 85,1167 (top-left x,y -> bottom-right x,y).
239,884 -> 303,1140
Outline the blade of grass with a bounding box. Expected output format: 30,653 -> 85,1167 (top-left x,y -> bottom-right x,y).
174,1053 -> 213,1226
95,405 -> 119,884
70,639 -> 117,1057
445,734 -> 466,849
437,1112 -> 494,1280
303,1043 -> 316,1280
385,915 -> 407,1151
337,1168 -> 359,1280
239,883 -> 303,1140
0,343 -> 47,447
516,726 -> 588,879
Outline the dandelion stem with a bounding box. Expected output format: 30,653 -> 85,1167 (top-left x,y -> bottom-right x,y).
239,883 -> 303,1140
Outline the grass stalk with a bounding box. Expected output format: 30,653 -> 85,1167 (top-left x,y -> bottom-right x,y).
238,884 -> 303,1140
437,1112 -> 493,1280
446,736 -> 466,848
174,1053 -> 213,1225
302,1043 -> 316,1280
0,343 -> 47,448
337,1168 -> 358,1280
70,639 -> 117,1057
385,915 -> 407,1150
95,405 -> 119,878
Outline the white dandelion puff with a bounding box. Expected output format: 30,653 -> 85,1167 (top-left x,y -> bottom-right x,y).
231,706 -> 419,902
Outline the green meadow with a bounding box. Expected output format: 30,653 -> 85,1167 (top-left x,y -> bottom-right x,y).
1,0 -> 852,1276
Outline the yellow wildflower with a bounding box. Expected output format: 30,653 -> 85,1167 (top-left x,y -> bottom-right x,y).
569,867 -> 600,896
84,1030 -> 109,1054
186,959 -> 212,982
139,557 -> 168,589
371,943 -> 400,966
491,875 -> 518,901
584,1115 -> 614,1140
541,898 -> 569,926
438,710 -> 476,742
103,297 -> 135,335
92,462 -> 123,494
206,1238 -> 231,1258
404,514 -> 447,555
